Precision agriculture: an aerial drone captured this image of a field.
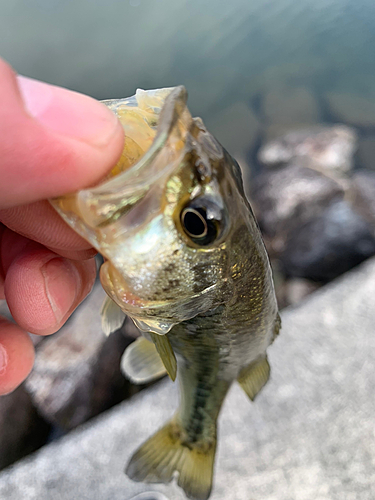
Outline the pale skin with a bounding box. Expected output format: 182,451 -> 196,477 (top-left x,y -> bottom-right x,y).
0,57 -> 124,395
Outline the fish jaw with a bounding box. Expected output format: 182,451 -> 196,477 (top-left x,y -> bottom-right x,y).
99,259 -> 225,334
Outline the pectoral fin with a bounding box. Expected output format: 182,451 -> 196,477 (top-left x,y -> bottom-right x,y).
101,296 -> 126,336
150,332 -> 177,382
121,336 -> 167,383
237,356 -> 270,401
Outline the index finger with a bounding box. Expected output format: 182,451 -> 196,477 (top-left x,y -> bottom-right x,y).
0,58 -> 124,208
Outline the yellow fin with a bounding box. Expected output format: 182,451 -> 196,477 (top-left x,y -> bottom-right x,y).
237,356 -> 270,401
121,337 -> 167,384
150,332 -> 177,382
101,296 -> 126,336
126,419 -> 216,500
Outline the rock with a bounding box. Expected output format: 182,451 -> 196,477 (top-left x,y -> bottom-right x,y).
204,102 -> 260,159
0,385 -> 50,471
351,171 -> 375,229
258,125 -> 357,175
272,266 -> 320,309
250,163 -> 344,254
263,86 -> 320,126
25,283 -> 137,430
2,257 -> 375,499
284,278 -> 320,306
357,135 -> 375,171
280,200 -> 375,282
325,92 -> 375,128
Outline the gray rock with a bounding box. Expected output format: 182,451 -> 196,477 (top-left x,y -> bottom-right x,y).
25,283 -> 136,430
357,136 -> 375,171
0,386 -> 50,471
250,164 -> 344,254
283,278 -> 320,307
2,257 -> 375,499
272,266 -> 320,309
280,200 -> 375,282
258,125 -> 357,175
351,171 -> 375,229
325,92 -> 375,128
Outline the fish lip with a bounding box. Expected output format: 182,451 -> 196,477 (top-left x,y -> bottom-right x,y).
77,86 -> 188,213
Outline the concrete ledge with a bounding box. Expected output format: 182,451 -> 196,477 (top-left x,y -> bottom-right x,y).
1,259 -> 375,500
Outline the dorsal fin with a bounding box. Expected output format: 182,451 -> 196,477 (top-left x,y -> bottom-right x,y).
101,296 -> 126,336
121,336 -> 167,383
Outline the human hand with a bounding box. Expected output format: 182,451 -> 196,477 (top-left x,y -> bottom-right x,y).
0,58 -> 124,395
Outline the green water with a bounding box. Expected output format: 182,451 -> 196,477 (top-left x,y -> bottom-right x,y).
2,0 -> 375,159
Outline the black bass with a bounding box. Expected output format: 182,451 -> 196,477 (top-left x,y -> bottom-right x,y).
51,86 -> 280,500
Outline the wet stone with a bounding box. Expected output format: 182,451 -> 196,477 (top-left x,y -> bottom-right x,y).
249,163 -> 344,254
258,125 -> 357,175
351,171 -> 375,230
357,136 -> 375,171
279,200 -> 375,282
283,278 -> 320,307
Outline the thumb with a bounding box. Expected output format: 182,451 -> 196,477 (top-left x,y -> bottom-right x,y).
0,58 -> 124,208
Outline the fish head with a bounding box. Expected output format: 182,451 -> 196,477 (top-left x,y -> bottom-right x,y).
51,86 -> 253,334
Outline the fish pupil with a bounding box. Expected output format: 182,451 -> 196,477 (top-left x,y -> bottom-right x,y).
182,208 -> 208,238
180,203 -> 220,246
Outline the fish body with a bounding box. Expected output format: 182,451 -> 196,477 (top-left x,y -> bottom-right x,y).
51,87 -> 280,500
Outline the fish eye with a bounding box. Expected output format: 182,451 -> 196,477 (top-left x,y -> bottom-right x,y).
180,200 -> 223,246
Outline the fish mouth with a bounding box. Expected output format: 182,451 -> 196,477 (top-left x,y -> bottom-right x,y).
72,86 -> 191,232
50,86 -> 192,257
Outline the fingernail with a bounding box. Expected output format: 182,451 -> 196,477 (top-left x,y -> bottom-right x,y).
41,258 -> 81,324
17,75 -> 119,147
0,344 -> 8,375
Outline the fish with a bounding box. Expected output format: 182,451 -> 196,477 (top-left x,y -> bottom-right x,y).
50,86 -> 280,500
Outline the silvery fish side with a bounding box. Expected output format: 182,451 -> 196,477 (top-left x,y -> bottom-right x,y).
50,86 -> 280,500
